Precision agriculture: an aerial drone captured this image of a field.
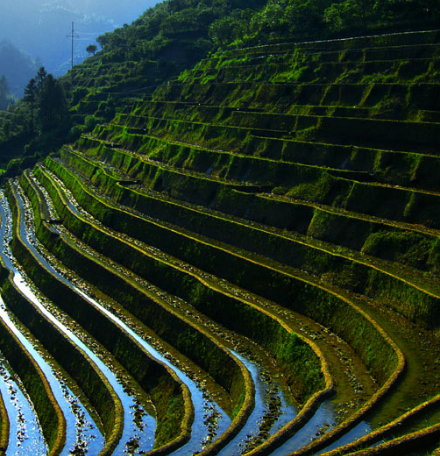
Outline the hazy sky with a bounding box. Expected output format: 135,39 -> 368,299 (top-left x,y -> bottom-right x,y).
0,0 -> 160,74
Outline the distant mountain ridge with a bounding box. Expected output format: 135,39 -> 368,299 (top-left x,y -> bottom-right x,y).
0,41 -> 38,98
0,0 -> 159,77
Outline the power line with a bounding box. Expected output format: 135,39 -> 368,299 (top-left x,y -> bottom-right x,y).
75,31 -> 111,35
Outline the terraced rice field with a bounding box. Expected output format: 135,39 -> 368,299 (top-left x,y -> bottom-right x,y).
1,29 -> 440,455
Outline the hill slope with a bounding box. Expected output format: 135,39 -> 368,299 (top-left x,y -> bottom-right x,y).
1,6 -> 440,456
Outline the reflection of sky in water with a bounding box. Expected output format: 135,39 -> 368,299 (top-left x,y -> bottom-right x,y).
0,296 -> 105,456
14,184 -> 235,455
0,191 -> 106,455
269,385 -> 298,437
0,357 -> 46,456
217,351 -> 297,456
316,420 -> 373,455
69,263 -> 231,456
10,187 -> 158,455
46,170 -> 304,456
40,174 -> 237,454
271,401 -> 337,456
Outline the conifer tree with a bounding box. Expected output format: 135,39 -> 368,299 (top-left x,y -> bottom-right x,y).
24,77 -> 37,131
37,74 -> 69,132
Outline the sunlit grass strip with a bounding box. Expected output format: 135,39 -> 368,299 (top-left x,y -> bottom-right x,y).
0,271 -> 65,455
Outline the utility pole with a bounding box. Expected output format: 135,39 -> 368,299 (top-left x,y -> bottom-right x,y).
66,22 -> 79,86
71,22 -> 74,74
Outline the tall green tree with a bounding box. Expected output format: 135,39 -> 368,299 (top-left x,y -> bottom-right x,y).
86,44 -> 98,56
37,74 -> 69,132
324,0 -> 374,32
35,66 -> 47,90
209,9 -> 254,47
248,0 -> 332,42
23,77 -> 37,132
23,67 -> 69,133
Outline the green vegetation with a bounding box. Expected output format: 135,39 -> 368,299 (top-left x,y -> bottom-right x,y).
1,1 -> 440,455
0,66 -> 71,180
0,0 -> 267,183
2,0 -> 439,183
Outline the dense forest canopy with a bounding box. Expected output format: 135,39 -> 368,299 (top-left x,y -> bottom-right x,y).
208,0 -> 440,46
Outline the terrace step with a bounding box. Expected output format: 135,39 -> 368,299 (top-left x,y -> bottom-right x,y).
31,168 -> 372,456
43,155 -> 440,329
34,159 -> 416,456
140,100 -> 376,120
188,58 -> 440,87
222,30 -> 440,56
90,123 -> 440,193
200,50 -> 440,70
153,82 -> 440,114
70,129 -> 440,238
77,134 -> 374,189
116,108 -> 440,156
